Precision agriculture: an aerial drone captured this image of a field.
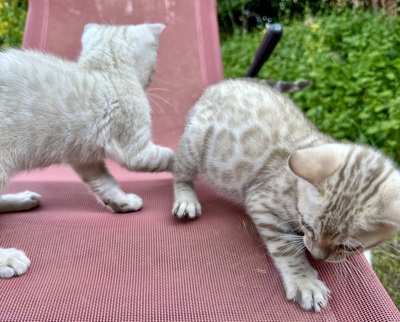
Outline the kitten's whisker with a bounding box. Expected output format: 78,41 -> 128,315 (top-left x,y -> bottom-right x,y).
346,240 -> 366,257
342,263 -> 350,279
333,246 -> 339,259
292,245 -> 306,258
345,258 -> 367,289
148,93 -> 175,110
285,237 -> 304,243
343,260 -> 356,282
348,239 -> 367,252
275,219 -> 300,226
382,243 -> 400,253
279,233 -> 303,239
147,93 -> 176,113
283,241 -> 304,249
278,242 -> 306,257
152,77 -> 175,87
147,88 -> 171,92
372,247 -> 399,263
273,219 -> 302,231
338,262 -> 346,278
147,96 -> 163,112
147,96 -> 169,118
337,262 -> 346,279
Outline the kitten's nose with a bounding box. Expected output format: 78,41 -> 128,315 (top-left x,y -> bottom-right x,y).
311,248 -> 329,261
312,254 -> 329,261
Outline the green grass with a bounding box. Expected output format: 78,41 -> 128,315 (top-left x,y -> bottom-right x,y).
372,234 -> 400,308
221,12 -> 400,309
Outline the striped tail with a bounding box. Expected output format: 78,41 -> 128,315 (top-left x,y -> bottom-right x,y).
242,78 -> 312,93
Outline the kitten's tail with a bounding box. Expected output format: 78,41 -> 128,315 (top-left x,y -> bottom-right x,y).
242,78 -> 312,93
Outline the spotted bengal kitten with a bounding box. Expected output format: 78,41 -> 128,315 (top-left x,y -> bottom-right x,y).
172,79 -> 400,312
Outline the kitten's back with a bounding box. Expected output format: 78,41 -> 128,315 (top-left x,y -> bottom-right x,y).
0,49 -> 84,108
0,49 -> 102,170
0,49 -> 76,78
179,79 -> 330,202
190,79 -> 326,150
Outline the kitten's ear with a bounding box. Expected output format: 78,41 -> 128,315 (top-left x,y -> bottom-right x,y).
288,144 -> 349,187
147,23 -> 166,40
83,23 -> 98,34
376,174 -> 400,231
372,217 -> 400,230
82,23 -> 99,47
81,23 -> 99,49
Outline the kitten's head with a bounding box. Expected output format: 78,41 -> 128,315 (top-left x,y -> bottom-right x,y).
288,143 -> 400,262
79,23 -> 165,87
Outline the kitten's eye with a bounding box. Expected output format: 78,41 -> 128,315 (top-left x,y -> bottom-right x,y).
338,244 -> 358,252
301,220 -> 315,237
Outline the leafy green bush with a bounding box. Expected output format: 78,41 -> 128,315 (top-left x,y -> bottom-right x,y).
217,0 -> 362,35
222,9 -> 400,162
0,0 -> 28,48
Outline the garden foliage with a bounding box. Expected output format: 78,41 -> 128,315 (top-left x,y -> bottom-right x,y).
222,9 -> 400,162
0,0 -> 27,48
218,0 -> 359,35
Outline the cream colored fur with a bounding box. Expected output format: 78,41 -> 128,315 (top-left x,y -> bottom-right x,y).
0,23 -> 174,278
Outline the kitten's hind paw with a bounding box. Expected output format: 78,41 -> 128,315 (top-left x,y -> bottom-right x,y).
285,276 -> 330,312
0,248 -> 31,278
172,200 -> 201,219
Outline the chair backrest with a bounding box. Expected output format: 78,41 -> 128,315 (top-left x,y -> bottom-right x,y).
23,0 -> 223,148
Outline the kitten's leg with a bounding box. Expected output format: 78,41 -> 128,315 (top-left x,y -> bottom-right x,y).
0,170 -> 41,213
0,171 -> 32,278
268,246 -> 330,312
173,180 -> 201,219
121,142 -> 174,173
0,248 -> 31,278
247,195 -> 330,312
172,138 -> 201,219
72,162 -> 143,213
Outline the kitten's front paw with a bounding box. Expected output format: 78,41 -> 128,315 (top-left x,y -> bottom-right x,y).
172,200 -> 201,219
284,276 -> 330,312
18,191 -> 41,209
1,191 -> 41,212
0,248 -> 31,278
106,193 -> 143,213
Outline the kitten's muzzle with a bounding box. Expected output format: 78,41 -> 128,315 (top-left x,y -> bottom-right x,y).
305,238 -> 332,261
310,248 -> 330,261
308,242 -> 347,262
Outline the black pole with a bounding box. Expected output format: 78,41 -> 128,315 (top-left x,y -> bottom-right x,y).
246,23 -> 283,77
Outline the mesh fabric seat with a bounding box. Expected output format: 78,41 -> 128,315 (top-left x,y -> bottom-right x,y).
1,0 -> 399,321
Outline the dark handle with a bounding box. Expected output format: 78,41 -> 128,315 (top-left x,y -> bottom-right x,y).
246,23 -> 283,77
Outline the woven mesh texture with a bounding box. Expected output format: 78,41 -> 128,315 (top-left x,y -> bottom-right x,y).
1,174 -> 399,322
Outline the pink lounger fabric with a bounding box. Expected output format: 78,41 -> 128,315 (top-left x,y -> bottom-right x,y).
1,0 -> 399,321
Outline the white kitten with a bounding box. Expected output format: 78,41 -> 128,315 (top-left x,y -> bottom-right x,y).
0,23 -> 173,278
